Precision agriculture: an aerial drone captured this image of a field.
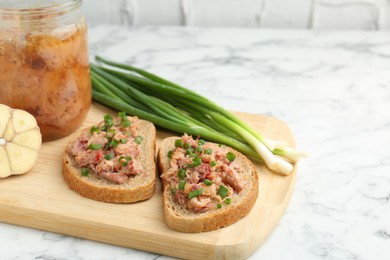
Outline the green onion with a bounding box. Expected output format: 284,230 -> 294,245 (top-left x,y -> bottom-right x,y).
81,167 -> 89,176
168,150 -> 173,159
104,114 -> 113,121
204,179 -> 212,186
210,161 -> 216,167
198,139 -> 205,146
177,168 -> 186,179
118,156 -> 131,166
188,156 -> 202,168
105,129 -> 115,138
188,188 -> 203,199
91,57 -> 307,175
120,138 -> 127,144
186,147 -> 195,155
175,139 -> 182,147
92,90 -> 255,157
178,180 -> 186,190
110,139 -> 119,148
204,148 -> 212,155
104,153 -> 115,160
217,185 -> 229,199
196,146 -> 203,152
118,111 -> 126,119
122,120 -> 131,128
134,136 -> 143,144
216,203 -> 222,209
225,198 -> 231,205
226,152 -> 236,162
88,143 -> 102,150
90,125 -> 100,134
171,188 -> 176,194
91,68 -> 153,113
106,121 -> 114,128
104,114 -> 114,128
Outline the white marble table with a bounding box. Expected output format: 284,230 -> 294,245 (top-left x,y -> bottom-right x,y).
1,25 -> 389,260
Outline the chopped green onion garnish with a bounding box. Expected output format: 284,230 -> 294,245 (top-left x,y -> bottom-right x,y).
188,156 -> 202,168
104,153 -> 115,160
178,180 -> 186,190
125,131 -> 131,137
118,112 -> 130,127
217,185 -> 228,199
88,143 -> 102,150
196,146 -> 203,152
178,168 -> 186,179
216,203 -> 222,209
226,152 -> 236,162
118,156 -> 131,166
81,167 -> 89,176
118,111 -> 126,119
104,114 -> 113,121
122,119 -> 131,128
120,138 -> 127,144
210,161 -> 216,167
106,120 -> 114,128
171,188 -> 176,194
225,198 -> 231,205
118,156 -> 127,166
168,150 -> 173,159
204,179 -> 212,186
110,139 -> 119,148
185,147 -> 194,155
134,136 -> 143,144
105,129 -> 115,138
104,114 -> 114,128
188,188 -> 203,199
182,143 -> 190,149
204,148 -> 212,155
90,125 -> 100,134
175,139 -> 182,147
198,139 -> 205,146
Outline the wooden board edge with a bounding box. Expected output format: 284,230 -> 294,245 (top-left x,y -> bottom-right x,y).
0,203 -> 220,259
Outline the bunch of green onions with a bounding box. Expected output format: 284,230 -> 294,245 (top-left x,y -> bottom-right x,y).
91,56 -> 306,175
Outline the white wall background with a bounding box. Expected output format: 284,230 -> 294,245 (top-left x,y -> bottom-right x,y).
82,0 -> 390,30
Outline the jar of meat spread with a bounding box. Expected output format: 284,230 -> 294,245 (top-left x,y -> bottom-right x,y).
0,0 -> 91,141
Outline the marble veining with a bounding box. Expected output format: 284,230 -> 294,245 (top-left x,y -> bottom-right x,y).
1,25 -> 390,260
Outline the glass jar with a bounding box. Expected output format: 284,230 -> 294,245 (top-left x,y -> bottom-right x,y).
0,0 -> 91,141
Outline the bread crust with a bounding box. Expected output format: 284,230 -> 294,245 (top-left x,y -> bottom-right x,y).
62,120 -> 156,203
158,136 -> 259,232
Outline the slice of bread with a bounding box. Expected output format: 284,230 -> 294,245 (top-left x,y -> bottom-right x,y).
62,119 -> 156,203
158,136 -> 259,233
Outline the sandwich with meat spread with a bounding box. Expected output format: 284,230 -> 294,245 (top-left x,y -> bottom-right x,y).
62,112 -> 156,203
158,134 -> 259,232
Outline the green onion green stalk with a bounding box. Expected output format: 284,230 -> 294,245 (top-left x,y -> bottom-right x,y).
90,56 -> 306,175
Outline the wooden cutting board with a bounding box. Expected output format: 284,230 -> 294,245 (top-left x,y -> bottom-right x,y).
0,103 -> 297,260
